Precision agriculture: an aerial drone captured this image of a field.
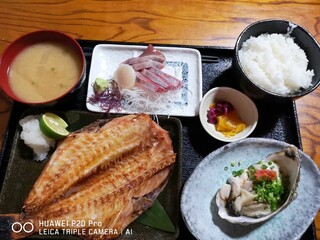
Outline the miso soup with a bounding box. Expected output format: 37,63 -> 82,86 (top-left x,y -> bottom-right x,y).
9,42 -> 82,103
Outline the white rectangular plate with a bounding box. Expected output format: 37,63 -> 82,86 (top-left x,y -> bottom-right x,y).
86,44 -> 202,116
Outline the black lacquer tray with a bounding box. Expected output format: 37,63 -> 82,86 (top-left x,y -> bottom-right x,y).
0,40 -> 316,240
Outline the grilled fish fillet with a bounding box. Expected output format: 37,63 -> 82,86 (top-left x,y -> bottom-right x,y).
3,114 -> 176,239
24,114 -> 170,214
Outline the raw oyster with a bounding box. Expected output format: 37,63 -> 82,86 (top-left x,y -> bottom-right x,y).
216,145 -> 301,225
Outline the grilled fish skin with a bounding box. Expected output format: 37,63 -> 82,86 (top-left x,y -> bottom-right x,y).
24,114 -> 167,215
14,167 -> 173,240
4,114 -> 176,239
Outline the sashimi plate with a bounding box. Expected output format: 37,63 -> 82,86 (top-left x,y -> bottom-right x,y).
181,138 -> 320,240
86,44 -> 202,116
0,110 -> 182,240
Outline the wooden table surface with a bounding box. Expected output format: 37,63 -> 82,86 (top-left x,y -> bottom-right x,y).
0,0 -> 319,239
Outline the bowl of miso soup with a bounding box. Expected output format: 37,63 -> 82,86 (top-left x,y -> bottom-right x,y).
0,30 -> 85,105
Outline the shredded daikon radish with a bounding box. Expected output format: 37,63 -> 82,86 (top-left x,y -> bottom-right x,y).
121,87 -> 184,114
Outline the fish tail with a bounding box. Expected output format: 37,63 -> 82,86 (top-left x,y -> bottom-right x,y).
0,214 -> 32,239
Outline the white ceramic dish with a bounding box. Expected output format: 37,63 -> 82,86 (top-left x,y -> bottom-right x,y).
199,87 -> 258,142
86,44 -> 202,116
180,138 -> 320,240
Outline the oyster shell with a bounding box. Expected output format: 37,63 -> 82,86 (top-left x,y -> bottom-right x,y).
216,145 -> 301,225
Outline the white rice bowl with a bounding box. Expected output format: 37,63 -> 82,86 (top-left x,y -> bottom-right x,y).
19,115 -> 55,161
239,33 -> 314,95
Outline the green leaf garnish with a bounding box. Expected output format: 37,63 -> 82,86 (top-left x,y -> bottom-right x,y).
136,199 -> 175,233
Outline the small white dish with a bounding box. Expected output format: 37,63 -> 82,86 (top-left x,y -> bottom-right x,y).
86,44 -> 202,116
199,87 -> 258,142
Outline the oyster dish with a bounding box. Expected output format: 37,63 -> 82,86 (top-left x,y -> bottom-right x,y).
180,138 -> 320,240
216,145 -> 300,225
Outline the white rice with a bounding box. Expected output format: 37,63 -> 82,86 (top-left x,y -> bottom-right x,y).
239,33 -> 314,95
19,115 -> 55,161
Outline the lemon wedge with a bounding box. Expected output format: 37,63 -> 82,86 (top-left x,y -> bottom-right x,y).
39,113 -> 69,140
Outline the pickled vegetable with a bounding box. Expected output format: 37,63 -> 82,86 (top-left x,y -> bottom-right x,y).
207,101 -> 246,137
